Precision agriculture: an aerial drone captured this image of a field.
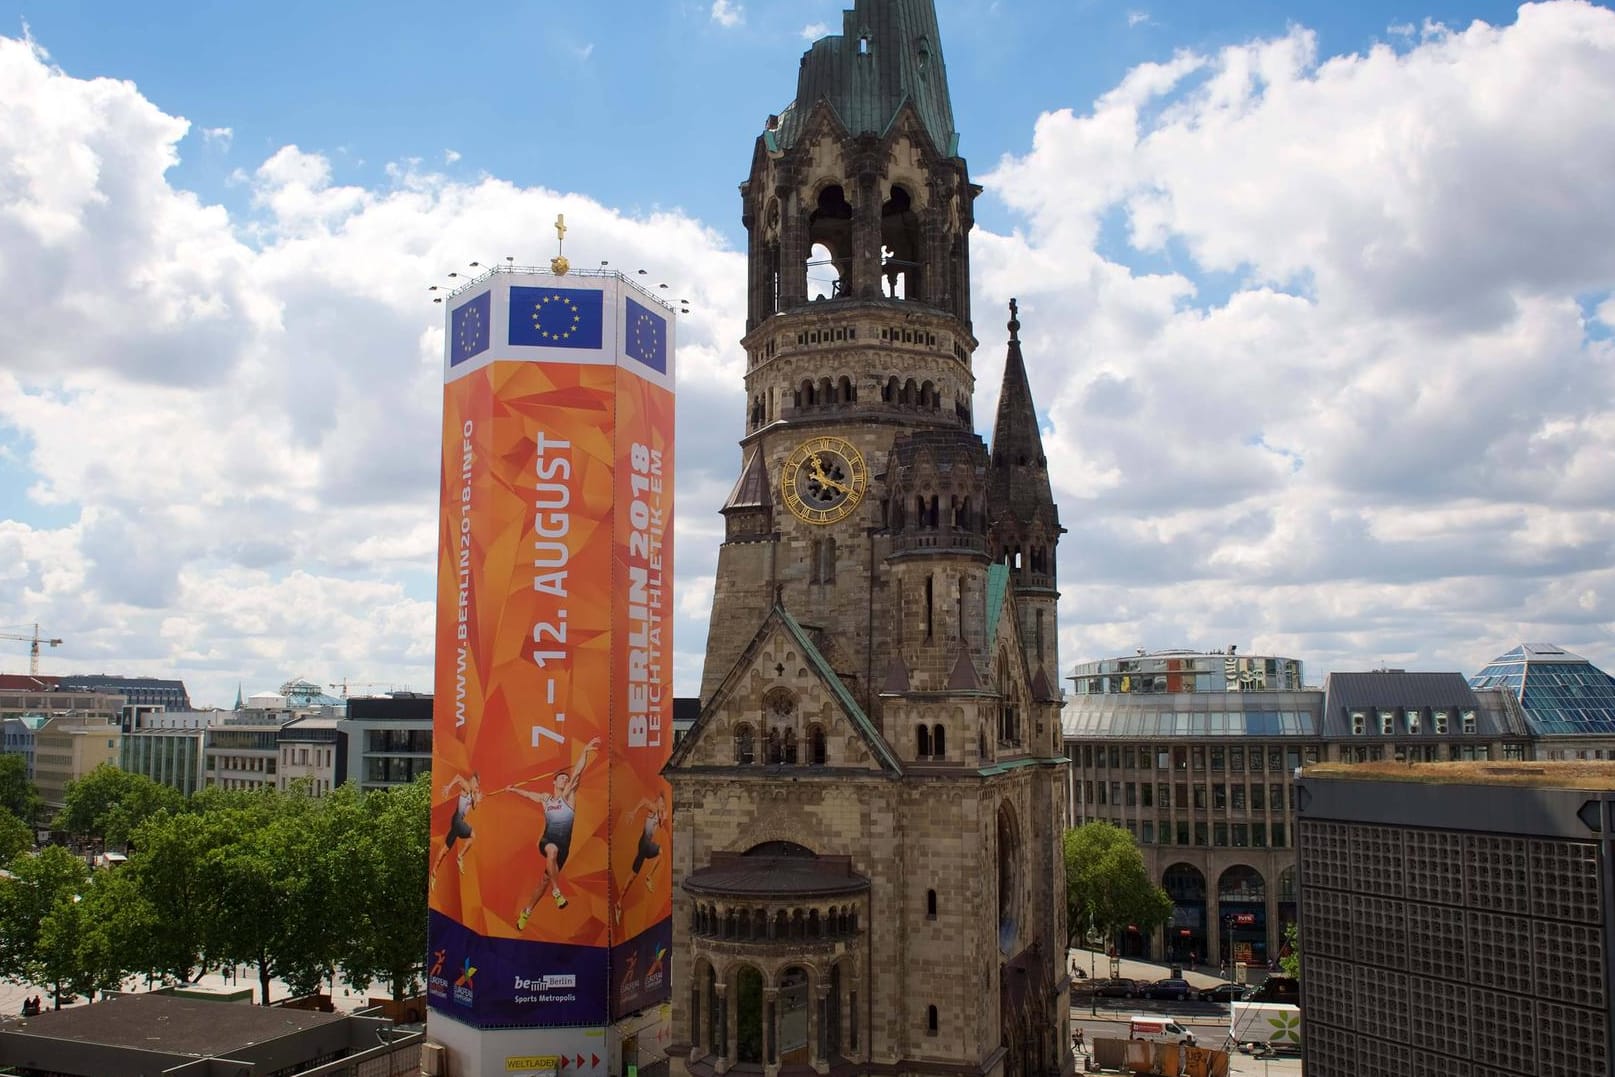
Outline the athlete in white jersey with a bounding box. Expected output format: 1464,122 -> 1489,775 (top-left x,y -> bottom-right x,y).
430,772 -> 482,890
509,737 -> 600,929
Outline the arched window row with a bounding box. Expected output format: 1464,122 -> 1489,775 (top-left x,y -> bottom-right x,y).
915,723 -> 947,760
793,376 -> 859,410
885,492 -> 987,537
1000,545 -> 1052,576
879,376 -> 943,410
734,722 -> 828,766
690,902 -> 861,942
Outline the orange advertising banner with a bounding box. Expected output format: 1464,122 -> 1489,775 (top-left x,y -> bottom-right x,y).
428,274 -> 674,1030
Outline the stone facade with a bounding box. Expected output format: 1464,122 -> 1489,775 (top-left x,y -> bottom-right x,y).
667,7 -> 1069,1077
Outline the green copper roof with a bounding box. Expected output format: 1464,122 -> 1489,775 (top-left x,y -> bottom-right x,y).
777,605 -> 903,772
985,561 -> 1009,648
776,0 -> 958,156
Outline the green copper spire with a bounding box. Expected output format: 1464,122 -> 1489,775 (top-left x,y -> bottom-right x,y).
774,0 -> 958,156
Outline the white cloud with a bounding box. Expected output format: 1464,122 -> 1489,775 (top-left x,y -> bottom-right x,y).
443,148 -> 461,164
978,0 -> 1615,674
0,33 -> 747,706
1127,11 -> 1151,28
711,0 -> 744,29
200,126 -> 232,150
800,22 -> 830,41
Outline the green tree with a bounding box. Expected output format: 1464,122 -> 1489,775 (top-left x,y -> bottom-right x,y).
1062,822 -> 1173,949
0,754 -> 42,825
199,790 -> 341,1004
54,765 -> 183,848
333,776 -> 429,1001
1279,921 -> 1300,979
0,846 -> 91,1007
0,811 -> 33,866
128,807 -> 233,983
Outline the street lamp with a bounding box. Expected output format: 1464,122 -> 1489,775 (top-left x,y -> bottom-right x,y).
1088,909 -> 1098,1018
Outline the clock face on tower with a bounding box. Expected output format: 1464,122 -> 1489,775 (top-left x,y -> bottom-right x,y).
781,436 -> 868,525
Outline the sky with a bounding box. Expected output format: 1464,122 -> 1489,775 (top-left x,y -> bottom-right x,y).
1,0 -> 1613,708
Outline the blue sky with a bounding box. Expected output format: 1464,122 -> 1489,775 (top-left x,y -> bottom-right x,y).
0,0 -> 1612,706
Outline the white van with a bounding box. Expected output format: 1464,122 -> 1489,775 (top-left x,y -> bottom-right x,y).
1127,1015 -> 1197,1047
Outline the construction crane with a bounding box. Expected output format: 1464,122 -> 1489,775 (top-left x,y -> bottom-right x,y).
330,679 -> 390,699
0,623 -> 63,675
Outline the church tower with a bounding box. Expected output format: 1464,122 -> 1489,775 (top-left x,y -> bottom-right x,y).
667,5 -> 1070,1077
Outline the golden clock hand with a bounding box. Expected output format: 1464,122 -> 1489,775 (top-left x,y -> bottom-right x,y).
808,454 -> 851,494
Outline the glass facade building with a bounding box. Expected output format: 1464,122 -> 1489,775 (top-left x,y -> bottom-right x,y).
1470,643 -> 1615,739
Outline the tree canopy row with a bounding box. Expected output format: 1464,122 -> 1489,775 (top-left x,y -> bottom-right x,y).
0,762 -> 428,1010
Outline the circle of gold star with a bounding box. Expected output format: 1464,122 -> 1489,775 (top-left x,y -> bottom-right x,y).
458,305 -> 483,351
533,294 -> 582,341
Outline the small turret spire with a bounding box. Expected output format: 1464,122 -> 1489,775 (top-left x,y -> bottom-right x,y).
1008,297 -> 1020,342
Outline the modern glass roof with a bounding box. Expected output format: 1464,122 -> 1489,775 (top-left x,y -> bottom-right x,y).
1469,644 -> 1615,736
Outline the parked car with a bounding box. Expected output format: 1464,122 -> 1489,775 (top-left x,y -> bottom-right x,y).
1143,977 -> 1192,1001
1199,981 -> 1251,1002
1091,977 -> 1139,998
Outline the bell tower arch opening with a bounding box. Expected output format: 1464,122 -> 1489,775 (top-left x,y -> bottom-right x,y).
881,184 -> 921,299
809,185 -> 854,299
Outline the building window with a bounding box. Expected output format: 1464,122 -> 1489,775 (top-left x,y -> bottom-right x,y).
1175,782 -> 1188,809
1109,746 -> 1121,768
1406,709 -> 1421,734
1123,747 -> 1135,769
1350,711 -> 1366,735
1097,783 -> 1107,805
1271,822 -> 1286,847
1194,823 -> 1208,846
927,1005 -> 938,1035
1213,784 -> 1226,810
1083,746 -> 1094,768
1173,747 -> 1188,771
1250,748 -> 1264,773
1231,784 -> 1246,810
1142,821 -> 1154,844
1379,711 -> 1394,736
1229,746 -> 1244,771
1233,823 -> 1248,847
1268,748 -> 1283,771
1192,747 -> 1205,771
927,889 -> 937,919
1502,743 -> 1526,760
1125,783 -> 1136,807
1251,823 -> 1267,847
1158,782 -> 1169,808
1433,710 -> 1448,734
1462,709 -> 1477,735
1141,783 -> 1153,808
1214,823 -> 1228,846
1193,786 -> 1207,810
1210,747 -> 1225,772
1176,822 -> 1190,845
1111,781 -> 1121,805
1156,750 -> 1170,769
1270,783 -> 1284,811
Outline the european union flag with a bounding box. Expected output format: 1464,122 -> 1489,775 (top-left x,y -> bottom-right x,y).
624,297 -> 667,374
509,286 -> 604,350
450,292 -> 490,367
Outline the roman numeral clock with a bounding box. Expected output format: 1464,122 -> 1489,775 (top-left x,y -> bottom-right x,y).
780,436 -> 868,525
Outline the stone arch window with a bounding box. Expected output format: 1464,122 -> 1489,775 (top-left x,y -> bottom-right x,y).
902,378 -> 917,405
996,801 -> 1022,951
820,376 -> 835,403
754,907 -> 769,938
917,724 -> 932,758
926,888 -> 938,919
932,723 -> 946,757
767,728 -> 783,765
808,186 -> 853,293
838,375 -> 855,403
884,376 -> 899,403
775,909 -> 789,936
725,907 -> 738,938
792,908 -> 806,940
808,908 -> 821,936
798,378 -> 816,409
735,723 -> 755,765
926,1004 -> 939,1034
783,728 -> 799,765
702,963 -> 719,1054
808,724 -> 827,765
882,184 -> 921,299
811,537 -> 837,584
778,966 -> 812,1062
735,965 -> 765,1064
